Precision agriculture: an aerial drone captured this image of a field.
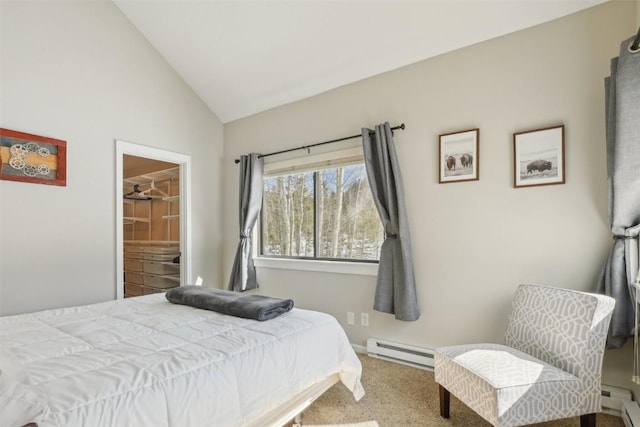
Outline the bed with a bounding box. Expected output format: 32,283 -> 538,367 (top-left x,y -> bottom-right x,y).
0,293 -> 364,427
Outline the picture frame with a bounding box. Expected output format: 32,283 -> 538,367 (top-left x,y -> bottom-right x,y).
0,128 -> 67,186
513,125 -> 564,188
438,128 -> 479,183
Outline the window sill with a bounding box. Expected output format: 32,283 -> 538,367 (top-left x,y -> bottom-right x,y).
253,257 -> 378,276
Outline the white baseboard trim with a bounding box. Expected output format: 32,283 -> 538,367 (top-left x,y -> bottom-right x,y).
351,343 -> 366,354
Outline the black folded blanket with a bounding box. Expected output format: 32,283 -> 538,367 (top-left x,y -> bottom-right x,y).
165,286 -> 294,321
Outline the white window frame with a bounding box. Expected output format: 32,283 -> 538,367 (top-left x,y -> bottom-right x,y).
255,147 -> 379,276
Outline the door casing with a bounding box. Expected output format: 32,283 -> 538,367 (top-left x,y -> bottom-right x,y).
115,140 -> 192,299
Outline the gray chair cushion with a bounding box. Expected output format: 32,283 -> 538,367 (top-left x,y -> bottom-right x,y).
435,343 -> 583,426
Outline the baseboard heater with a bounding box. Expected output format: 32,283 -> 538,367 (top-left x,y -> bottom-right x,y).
366,337 -> 435,371
602,384 -> 634,418
622,400 -> 640,427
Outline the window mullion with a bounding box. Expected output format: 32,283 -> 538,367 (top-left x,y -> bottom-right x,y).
259,192 -> 265,256
313,171 -> 319,259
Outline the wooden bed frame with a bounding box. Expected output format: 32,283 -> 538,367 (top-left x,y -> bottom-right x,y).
246,373 -> 340,427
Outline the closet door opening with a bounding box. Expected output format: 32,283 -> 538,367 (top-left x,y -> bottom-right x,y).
115,141 -> 192,299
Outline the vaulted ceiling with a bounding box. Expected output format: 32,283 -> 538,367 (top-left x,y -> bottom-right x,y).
114,0 -> 608,123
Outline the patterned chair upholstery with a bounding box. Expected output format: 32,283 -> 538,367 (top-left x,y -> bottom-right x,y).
434,284 -> 615,427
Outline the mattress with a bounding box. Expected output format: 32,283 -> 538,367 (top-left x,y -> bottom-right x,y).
0,293 -> 364,426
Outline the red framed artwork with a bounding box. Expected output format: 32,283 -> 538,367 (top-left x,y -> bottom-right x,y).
0,128 -> 67,186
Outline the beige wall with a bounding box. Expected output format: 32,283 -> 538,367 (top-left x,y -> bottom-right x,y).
224,1 -> 638,392
0,1 -> 224,314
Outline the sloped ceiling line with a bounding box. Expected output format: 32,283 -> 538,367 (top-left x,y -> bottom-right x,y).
114,0 -> 608,123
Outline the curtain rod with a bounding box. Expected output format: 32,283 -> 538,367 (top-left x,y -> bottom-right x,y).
233,123 -> 405,164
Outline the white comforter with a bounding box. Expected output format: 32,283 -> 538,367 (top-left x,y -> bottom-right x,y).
0,294 -> 364,426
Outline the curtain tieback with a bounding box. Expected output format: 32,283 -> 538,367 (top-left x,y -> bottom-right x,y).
385,233 -> 397,238
613,235 -> 639,240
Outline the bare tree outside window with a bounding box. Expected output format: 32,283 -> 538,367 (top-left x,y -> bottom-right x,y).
261,164 -> 383,261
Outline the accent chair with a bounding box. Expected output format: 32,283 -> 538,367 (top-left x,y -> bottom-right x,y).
434,284 -> 615,427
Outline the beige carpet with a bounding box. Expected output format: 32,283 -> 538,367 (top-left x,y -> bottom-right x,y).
300,354 -> 624,427
305,422 -> 379,427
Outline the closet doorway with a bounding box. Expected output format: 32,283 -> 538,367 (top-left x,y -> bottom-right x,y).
115,140 -> 192,299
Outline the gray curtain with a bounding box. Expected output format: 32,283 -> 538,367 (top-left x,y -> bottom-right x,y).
362,122 -> 419,321
228,153 -> 264,292
596,35 -> 640,348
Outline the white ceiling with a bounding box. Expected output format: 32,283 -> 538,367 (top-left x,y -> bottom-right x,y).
114,0 -> 608,124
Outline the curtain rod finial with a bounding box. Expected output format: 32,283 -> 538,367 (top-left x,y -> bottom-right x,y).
234,159 -> 240,164
399,123 -> 405,130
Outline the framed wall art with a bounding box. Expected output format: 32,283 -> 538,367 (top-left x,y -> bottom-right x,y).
438,128 -> 479,183
0,128 -> 67,186
513,125 -> 564,188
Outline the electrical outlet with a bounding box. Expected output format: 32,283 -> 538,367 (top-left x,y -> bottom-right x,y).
347,312 -> 355,325
361,312 -> 369,327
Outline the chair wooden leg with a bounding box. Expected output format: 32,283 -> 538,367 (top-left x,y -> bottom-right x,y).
439,385 -> 450,418
580,413 -> 596,427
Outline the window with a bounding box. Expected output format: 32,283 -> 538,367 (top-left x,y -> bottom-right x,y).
260,151 -> 383,262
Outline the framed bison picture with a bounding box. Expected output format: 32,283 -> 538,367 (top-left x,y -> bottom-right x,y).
439,128 -> 479,183
513,125 -> 565,188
